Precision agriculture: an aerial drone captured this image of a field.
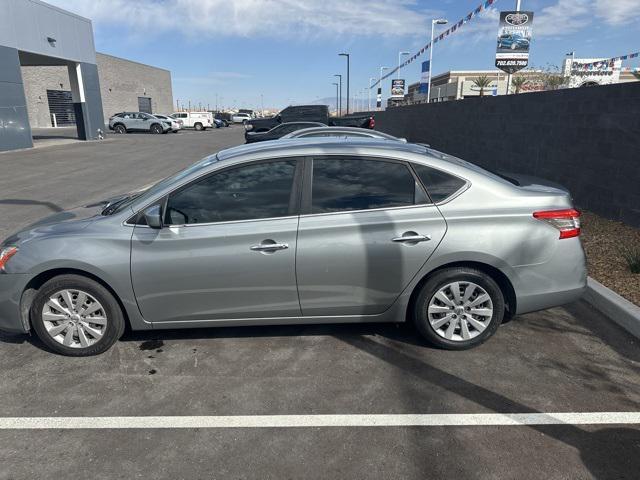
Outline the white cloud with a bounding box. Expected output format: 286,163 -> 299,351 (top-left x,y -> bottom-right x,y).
48,0 -> 437,39
536,0 -> 640,36
595,0 -> 640,25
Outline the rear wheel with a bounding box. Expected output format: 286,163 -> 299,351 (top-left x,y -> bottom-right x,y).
413,267 -> 504,350
113,124 -> 126,134
31,275 -> 125,356
194,122 -> 203,131
150,123 -> 163,134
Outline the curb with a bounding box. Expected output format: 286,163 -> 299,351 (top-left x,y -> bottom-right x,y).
584,277 -> 640,339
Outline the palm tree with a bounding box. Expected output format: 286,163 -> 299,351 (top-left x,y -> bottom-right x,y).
472,75 -> 492,97
511,75 -> 528,94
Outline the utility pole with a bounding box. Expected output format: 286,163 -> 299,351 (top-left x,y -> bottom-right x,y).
369,77 -> 376,111
332,82 -> 339,116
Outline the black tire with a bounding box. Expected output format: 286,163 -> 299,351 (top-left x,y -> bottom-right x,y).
113,124 -> 126,134
413,267 -> 504,350
150,123 -> 163,134
30,274 -> 125,356
194,122 -> 203,131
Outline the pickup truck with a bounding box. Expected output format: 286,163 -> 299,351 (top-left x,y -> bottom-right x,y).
244,105 -> 374,133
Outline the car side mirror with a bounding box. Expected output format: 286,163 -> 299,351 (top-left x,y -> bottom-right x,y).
142,117 -> 148,121
143,205 -> 163,229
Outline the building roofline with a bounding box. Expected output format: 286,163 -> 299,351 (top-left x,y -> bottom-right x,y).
30,0 -> 92,23
96,52 -> 171,73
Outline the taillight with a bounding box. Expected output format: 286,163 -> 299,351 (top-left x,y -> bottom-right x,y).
0,246 -> 18,271
368,117 -> 375,129
533,209 -> 581,239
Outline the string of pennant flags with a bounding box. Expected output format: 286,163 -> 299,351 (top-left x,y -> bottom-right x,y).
573,51 -> 640,70
370,0 -> 498,89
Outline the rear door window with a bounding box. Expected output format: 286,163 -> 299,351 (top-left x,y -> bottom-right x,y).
310,157 -> 427,214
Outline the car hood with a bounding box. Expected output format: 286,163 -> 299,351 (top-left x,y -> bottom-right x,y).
2,203 -> 107,246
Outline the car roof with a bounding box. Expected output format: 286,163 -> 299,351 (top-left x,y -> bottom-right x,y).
217,137 -> 428,162
286,126 -> 399,138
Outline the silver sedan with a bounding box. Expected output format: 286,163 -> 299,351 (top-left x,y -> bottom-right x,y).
0,139 -> 586,356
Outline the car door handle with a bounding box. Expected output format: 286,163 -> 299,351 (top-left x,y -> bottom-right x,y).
250,242 -> 289,252
391,234 -> 431,243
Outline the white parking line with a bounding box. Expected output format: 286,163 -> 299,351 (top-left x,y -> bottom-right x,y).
0,412 -> 639,429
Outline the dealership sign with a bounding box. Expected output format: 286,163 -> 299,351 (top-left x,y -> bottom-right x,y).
391,79 -> 405,99
495,11 -> 534,74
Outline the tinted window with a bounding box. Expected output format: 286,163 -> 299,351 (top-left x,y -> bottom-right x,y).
165,160 -> 297,225
412,164 -> 467,203
311,158 -> 423,213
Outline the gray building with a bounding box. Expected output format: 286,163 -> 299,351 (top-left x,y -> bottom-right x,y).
21,53 -> 173,128
0,0 -> 173,152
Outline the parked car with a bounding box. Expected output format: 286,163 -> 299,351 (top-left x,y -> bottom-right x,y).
108,112 -> 171,134
153,114 -> 182,133
214,112 -> 232,126
245,105 -> 374,133
497,33 -> 530,50
245,122 -> 326,143
0,139 -> 586,356
170,112 -> 213,131
213,118 -> 224,128
232,113 -> 252,124
283,126 -> 406,142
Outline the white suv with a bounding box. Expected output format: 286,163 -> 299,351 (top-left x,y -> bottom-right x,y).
170,112 -> 213,131
231,113 -> 252,124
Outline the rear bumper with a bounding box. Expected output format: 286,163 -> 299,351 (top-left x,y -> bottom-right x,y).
0,274 -> 31,334
513,237 -> 588,315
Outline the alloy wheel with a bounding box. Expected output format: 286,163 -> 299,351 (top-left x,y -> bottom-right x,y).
41,289 -> 108,348
427,281 -> 493,342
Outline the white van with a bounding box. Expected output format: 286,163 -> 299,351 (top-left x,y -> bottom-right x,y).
170,112 -> 213,131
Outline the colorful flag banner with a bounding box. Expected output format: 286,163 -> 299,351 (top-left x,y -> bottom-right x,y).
577,51 -> 640,69
371,0 -> 500,88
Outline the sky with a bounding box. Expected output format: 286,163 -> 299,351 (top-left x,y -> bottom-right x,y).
49,0 -> 640,110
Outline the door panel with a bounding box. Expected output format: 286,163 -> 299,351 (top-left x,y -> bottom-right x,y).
296,205 -> 446,316
131,218 -> 300,323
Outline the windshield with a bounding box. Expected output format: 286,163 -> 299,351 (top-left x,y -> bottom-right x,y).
102,154 -> 220,215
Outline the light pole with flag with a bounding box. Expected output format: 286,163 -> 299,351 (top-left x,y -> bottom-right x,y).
427,18 -> 448,103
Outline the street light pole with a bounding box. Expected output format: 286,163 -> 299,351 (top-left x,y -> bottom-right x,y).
378,66 -> 390,110
397,51 -> 410,79
368,78 -> 375,111
428,18 -> 448,104
332,83 -> 339,116
339,53 -> 350,114
334,74 -> 342,116
506,0 -> 522,95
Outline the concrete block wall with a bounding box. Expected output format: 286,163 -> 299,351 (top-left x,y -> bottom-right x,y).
97,53 -> 173,120
373,82 -> 640,227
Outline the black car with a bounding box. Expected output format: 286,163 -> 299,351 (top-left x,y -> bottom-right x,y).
245,105 -> 374,133
245,122 -> 326,143
214,112 -> 232,127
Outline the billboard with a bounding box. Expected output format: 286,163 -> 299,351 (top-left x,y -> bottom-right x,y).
495,11 -> 534,74
391,79 -> 405,99
419,61 -> 430,94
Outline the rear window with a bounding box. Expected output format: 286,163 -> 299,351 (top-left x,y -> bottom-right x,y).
412,164 -> 467,203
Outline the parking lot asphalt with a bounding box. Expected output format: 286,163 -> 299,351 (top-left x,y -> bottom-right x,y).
0,129 -> 639,479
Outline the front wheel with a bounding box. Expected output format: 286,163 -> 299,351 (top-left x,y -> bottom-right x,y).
150,124 -> 163,134
113,124 -> 126,134
413,267 -> 504,350
30,275 -> 125,356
